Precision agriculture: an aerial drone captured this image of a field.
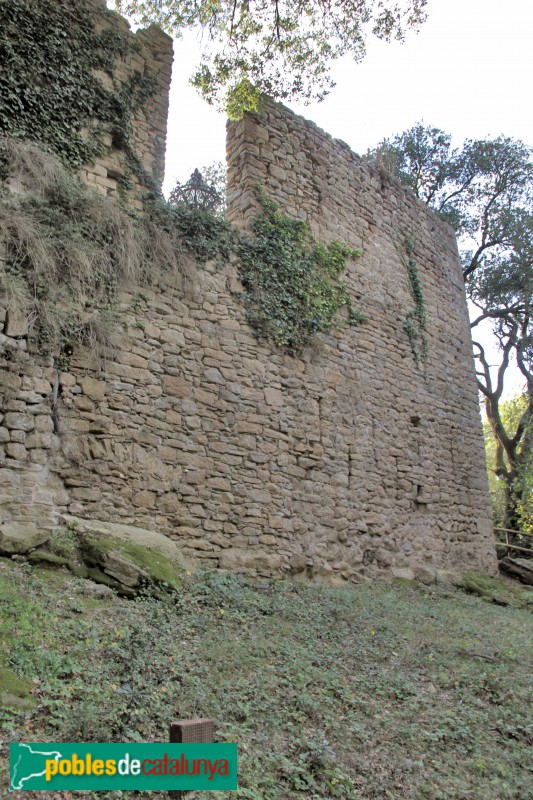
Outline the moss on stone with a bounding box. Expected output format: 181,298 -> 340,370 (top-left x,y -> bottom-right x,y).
79,535 -> 116,567
393,577 -> 417,587
78,534 -> 182,592
460,570 -> 533,609
0,667 -> 35,709
120,543 -> 182,589
68,563 -> 90,579
26,550 -> 69,568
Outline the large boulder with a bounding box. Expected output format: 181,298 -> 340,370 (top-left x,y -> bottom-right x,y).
62,516 -> 190,593
0,522 -> 50,555
62,516 -> 187,562
500,557 -> 533,586
458,570 -> 533,609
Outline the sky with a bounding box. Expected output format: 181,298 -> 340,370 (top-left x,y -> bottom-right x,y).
161,0 -> 533,191
114,0 -> 533,398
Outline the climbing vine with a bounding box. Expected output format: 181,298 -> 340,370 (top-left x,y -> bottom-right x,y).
237,192 -> 364,350
400,235 -> 428,366
149,197 -> 236,264
0,0 -> 155,181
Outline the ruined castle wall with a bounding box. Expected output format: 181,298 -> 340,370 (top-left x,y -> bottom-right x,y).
218,99 -> 497,578
0,0 -> 172,210
0,99 -> 497,582
79,0 -> 173,209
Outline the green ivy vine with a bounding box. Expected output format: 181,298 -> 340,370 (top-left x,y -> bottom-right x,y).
400,236 -> 428,366
0,0 -> 156,182
148,198 -> 237,264
237,191 -> 364,350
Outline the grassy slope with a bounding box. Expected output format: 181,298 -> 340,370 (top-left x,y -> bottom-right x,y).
0,558 -> 532,800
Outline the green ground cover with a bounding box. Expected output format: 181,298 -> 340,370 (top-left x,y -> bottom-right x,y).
0,557 -> 531,799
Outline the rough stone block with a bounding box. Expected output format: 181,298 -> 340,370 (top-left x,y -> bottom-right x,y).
162,376 -> 193,398
6,443 -> 27,460
80,378 -> 106,400
0,522 -> 50,555
4,413 -> 34,432
133,491 -> 156,508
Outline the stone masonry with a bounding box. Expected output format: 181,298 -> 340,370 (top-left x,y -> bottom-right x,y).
0,13 -> 497,581
78,0 -> 173,211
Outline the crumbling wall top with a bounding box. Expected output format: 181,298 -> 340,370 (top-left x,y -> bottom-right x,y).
0,0 -> 173,212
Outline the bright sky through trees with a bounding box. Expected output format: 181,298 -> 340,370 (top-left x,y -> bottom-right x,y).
157,0 -> 532,192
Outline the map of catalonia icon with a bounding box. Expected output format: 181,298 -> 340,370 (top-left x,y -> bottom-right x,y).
10,742 -> 238,791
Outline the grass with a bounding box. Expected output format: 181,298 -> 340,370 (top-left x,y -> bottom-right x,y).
0,557 -> 532,800
0,138 -> 195,363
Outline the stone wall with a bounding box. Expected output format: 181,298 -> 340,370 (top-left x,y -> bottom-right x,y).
79,0 -> 173,210
0,0 -> 172,211
0,96 -> 498,583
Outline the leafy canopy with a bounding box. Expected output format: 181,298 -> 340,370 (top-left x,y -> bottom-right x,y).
115,0 -> 427,116
483,393 -> 533,535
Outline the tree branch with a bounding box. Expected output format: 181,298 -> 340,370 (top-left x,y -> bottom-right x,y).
463,238 -> 504,280
473,340 -> 492,396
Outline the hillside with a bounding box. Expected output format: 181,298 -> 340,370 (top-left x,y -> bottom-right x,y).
1,558 -> 532,799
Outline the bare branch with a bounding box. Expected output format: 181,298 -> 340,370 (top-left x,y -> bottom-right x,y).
472,340 -> 492,396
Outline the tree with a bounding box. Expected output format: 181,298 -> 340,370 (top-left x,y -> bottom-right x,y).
365,126 -> 533,530
199,161 -> 227,213
483,394 -> 532,535
115,0 -> 427,116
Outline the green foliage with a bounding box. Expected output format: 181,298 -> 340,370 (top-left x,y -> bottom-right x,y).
115,0 -> 427,115
48,527 -> 78,560
399,236 -> 427,366
365,123 -> 455,208
225,79 -> 262,121
237,192 -> 364,350
198,160 -> 227,214
149,196 -> 236,263
483,394 -> 533,535
0,0 -> 155,178
365,126 -> 532,273
1,561 -> 532,799
1,143 -> 362,368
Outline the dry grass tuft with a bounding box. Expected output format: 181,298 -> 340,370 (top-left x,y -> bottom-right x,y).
143,220 -> 196,293
0,138 -> 68,197
366,144 -> 399,183
0,139 -> 196,364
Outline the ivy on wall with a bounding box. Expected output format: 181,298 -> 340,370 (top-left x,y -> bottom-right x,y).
0,1 -> 367,357
148,198 -> 236,264
237,192 -> 364,350
0,0 -> 155,180
400,236 -> 428,366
